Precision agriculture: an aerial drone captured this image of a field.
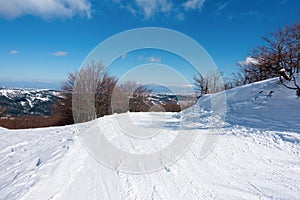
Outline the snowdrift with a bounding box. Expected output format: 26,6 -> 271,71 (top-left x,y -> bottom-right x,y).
197,77 -> 300,132
0,77 -> 299,200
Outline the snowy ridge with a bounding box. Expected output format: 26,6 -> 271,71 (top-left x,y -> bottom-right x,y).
0,88 -> 59,99
0,77 -> 299,200
0,88 -> 61,116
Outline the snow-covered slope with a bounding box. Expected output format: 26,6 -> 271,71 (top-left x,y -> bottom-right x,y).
0,88 -> 60,116
0,77 -> 299,200
225,78 -> 300,132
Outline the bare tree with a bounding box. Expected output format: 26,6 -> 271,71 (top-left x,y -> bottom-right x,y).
111,81 -> 153,113
54,73 -> 76,125
72,63 -> 101,123
120,81 -> 142,96
232,57 -> 262,87
111,81 -> 141,113
193,70 -> 224,96
193,72 -> 208,97
58,62 -> 118,124
95,72 -> 118,117
129,84 -> 153,112
223,76 -> 234,90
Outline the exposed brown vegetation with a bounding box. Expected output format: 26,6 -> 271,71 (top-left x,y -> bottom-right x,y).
162,102 -> 181,112
0,115 -> 67,129
0,106 -> 6,117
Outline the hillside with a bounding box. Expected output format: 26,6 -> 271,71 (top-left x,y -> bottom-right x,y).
0,77 -> 299,200
0,89 -> 60,116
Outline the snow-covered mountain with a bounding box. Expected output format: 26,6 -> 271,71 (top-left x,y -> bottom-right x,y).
0,77 -> 299,200
0,88 -> 61,116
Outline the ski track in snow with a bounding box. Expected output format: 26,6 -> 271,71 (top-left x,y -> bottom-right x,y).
0,77 -> 300,200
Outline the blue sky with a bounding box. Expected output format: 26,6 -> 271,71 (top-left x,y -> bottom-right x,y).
0,0 -> 299,87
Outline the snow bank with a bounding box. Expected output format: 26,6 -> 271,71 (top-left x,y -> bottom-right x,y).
197,77 -> 300,132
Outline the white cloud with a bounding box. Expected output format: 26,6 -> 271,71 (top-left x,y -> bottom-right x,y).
183,0 -> 205,11
238,56 -> 259,66
9,50 -> 18,55
148,56 -> 161,63
111,0 -> 206,19
53,51 -> 68,57
134,0 -> 173,19
0,0 -> 92,20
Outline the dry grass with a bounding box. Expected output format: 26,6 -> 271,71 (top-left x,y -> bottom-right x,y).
0,115 -> 69,129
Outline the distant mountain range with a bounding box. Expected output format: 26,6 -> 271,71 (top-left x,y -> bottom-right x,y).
0,87 -> 197,117
0,89 -> 61,117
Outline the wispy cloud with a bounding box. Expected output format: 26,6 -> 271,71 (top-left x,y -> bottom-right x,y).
183,0 -> 205,11
0,0 -> 92,20
210,0 -> 230,17
134,0 -> 173,19
9,50 -> 18,55
148,56 -> 161,63
111,0 -> 206,19
53,51 -> 68,57
217,1 -> 230,12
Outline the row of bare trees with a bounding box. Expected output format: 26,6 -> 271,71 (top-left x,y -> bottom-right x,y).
55,63 -> 183,125
193,70 -> 225,97
231,22 -> 299,95
194,22 -> 299,97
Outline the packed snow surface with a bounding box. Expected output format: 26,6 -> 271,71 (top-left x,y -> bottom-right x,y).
0,77 -> 299,199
